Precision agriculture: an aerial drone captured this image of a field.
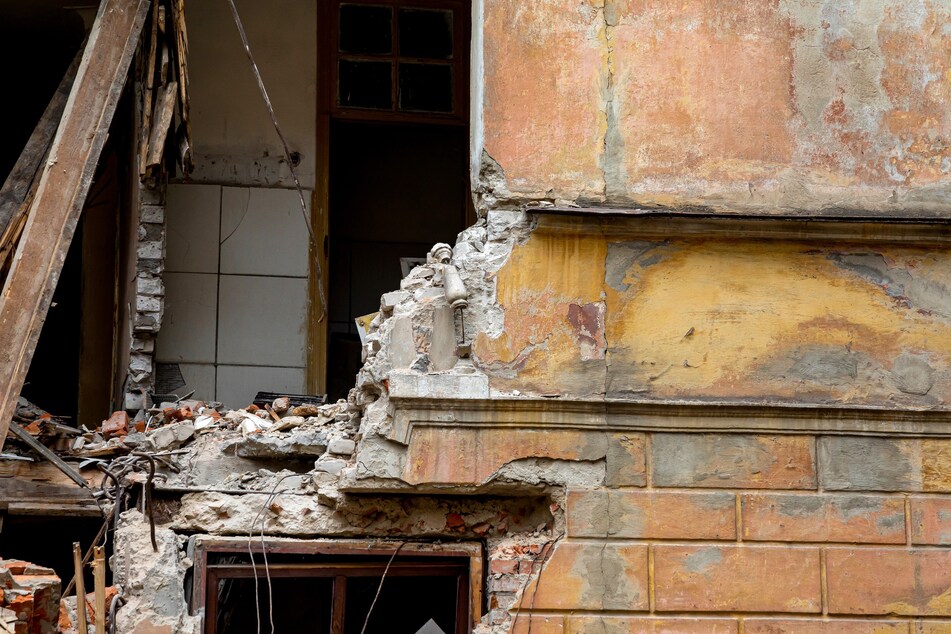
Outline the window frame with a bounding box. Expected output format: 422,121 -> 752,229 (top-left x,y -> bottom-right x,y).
190,538 -> 483,634
328,0 -> 470,126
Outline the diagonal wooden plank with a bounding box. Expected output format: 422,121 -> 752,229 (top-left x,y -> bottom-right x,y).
0,0 -> 150,451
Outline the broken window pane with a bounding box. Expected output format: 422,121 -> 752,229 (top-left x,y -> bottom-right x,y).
398,63 -> 452,113
399,8 -> 453,59
339,4 -> 392,55
214,577 -> 333,634
339,60 -> 393,109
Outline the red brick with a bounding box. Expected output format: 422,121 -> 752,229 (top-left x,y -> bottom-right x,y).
742,493 -> 905,543
827,548 -> 951,615
567,616 -> 737,633
745,619 -> 908,633
651,434 -> 816,489
567,489 -> 735,539
517,542 -> 648,611
654,545 -> 821,613
489,559 -> 519,575
518,560 -> 536,575
911,497 -> 951,545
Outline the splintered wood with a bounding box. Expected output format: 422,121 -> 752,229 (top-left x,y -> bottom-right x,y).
0,0 -> 151,451
139,0 -> 192,182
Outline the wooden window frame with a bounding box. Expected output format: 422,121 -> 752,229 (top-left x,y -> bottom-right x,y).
190,538 -> 483,634
328,0 -> 470,126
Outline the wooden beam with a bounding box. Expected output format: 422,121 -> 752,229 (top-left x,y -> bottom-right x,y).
93,547 -> 106,634
6,424 -> 90,488
0,0 -> 150,451
145,80 -> 178,171
74,543 -> 89,634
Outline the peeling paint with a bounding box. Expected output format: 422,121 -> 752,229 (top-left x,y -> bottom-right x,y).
475,216 -> 951,407
480,0 -> 951,214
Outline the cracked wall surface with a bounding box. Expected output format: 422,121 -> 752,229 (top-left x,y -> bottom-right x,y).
472,214 -> 951,408
479,0 -> 951,214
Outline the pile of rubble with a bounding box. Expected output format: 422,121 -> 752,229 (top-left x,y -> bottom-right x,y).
7,394 -> 357,461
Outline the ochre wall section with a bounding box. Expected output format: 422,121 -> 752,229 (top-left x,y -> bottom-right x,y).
482,0 -> 951,213
474,216 -> 951,408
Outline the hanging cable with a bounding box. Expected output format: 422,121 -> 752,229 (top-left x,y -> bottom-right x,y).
224,0 -> 327,321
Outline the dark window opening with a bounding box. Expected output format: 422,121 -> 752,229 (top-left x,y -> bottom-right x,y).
331,0 -> 468,121
204,552 -> 471,634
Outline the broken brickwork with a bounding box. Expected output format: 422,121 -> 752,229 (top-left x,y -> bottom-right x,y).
0,559 -> 60,634
125,181 -> 167,411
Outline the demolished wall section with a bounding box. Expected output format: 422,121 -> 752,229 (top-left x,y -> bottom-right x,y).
125,181 -> 167,412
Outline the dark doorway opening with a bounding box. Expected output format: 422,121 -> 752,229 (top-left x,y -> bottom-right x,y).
320,0 -> 472,401
327,121 -> 468,400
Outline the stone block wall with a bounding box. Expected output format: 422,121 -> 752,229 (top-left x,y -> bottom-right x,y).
507,432 -> 951,632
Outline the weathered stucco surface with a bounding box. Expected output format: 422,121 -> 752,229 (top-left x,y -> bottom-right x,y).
474,215 -> 951,406
481,0 -> 951,213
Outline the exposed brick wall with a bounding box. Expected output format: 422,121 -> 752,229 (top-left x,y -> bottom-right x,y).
124,181 -> 166,411
505,432 -> 951,633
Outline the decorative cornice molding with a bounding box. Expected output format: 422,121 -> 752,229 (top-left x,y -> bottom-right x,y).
388,395 -> 951,441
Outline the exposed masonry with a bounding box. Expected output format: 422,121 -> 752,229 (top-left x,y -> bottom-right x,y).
125,180 -> 167,411
112,208 -> 573,633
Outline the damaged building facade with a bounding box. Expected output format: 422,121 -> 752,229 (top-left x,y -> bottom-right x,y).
3,0 -> 951,632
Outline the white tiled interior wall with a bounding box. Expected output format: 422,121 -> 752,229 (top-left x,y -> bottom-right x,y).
156,184 -> 310,407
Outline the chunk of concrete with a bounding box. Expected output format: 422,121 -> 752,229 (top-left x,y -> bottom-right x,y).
389,371 -> 489,399
381,290 -> 410,311
314,458 -> 347,475
224,429 -> 328,459
149,423 -> 195,451
328,438 -> 356,456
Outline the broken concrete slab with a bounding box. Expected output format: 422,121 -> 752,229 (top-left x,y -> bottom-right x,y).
222,428 -> 328,460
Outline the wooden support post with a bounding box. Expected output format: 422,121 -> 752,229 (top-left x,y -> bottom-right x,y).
0,0 -> 150,451
93,546 -> 106,634
73,542 -> 89,634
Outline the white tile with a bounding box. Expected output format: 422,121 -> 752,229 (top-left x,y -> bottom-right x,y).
219,187 -> 310,277
177,363 -> 217,402
166,184 -> 221,274
156,272 -> 218,363
215,365 -> 306,409
216,275 -> 308,366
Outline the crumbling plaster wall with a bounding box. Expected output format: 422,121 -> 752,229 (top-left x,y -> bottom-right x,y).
182,0 -> 316,188
475,0 -> 951,214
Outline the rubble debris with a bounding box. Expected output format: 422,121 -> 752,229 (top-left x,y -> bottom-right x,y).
57,587 -> 119,634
